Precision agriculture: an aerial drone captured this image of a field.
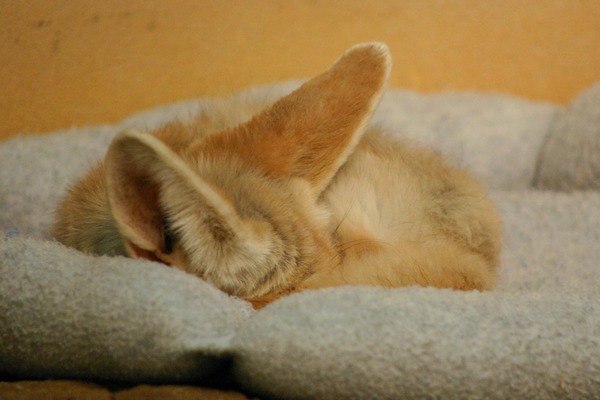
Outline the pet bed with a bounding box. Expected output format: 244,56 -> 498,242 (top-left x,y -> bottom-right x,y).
1,81 -> 599,399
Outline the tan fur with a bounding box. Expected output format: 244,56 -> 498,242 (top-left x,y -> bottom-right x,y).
52,43 -> 501,308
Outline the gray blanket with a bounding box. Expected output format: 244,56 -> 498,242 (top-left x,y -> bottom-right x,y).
1,82 -> 599,399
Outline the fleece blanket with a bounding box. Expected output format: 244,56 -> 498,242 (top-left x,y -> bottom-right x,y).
1,82 -> 599,399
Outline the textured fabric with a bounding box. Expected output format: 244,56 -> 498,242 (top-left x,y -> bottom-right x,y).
534,83 -> 600,190
374,90 -> 558,189
1,83 -> 599,398
233,288 -> 599,400
0,235 -> 252,382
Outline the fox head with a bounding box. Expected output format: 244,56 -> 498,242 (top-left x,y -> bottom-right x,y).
104,43 -> 391,298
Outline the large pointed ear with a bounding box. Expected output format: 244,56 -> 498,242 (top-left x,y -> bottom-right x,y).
203,42 -> 391,194
104,129 -> 241,262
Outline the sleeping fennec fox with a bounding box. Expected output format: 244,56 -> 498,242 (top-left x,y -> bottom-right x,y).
52,43 -> 502,308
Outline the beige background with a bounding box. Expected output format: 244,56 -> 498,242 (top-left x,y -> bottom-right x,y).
1,0 -> 600,141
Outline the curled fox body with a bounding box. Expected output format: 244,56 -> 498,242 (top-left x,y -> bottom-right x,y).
53,43 -> 501,307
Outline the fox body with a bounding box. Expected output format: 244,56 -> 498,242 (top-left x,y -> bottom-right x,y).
53,43 -> 501,307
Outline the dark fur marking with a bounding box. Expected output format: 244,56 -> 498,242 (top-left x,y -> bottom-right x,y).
203,213 -> 234,243
162,219 -> 176,254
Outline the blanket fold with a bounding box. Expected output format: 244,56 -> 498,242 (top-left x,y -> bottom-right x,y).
231,287 -> 599,400
0,235 -> 252,382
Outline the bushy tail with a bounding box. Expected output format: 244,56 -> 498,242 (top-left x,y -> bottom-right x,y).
300,238 -> 497,292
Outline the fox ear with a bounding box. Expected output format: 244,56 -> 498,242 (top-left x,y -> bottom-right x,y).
204,42 -> 391,194
104,129 -> 240,262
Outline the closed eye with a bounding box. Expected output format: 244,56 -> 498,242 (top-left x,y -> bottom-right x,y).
162,219 -> 176,254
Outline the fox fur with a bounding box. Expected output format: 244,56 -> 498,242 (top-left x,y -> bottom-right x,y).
52,43 -> 501,308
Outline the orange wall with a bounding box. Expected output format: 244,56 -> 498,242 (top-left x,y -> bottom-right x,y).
1,0 -> 600,140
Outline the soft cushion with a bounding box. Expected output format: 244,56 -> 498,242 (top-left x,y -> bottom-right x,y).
534,83 -> 600,190
1,83 -> 599,398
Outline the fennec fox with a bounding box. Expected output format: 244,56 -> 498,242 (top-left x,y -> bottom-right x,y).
53,43 -> 501,307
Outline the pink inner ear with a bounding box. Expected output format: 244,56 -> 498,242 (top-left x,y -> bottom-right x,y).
125,239 -> 172,266
105,132 -> 168,256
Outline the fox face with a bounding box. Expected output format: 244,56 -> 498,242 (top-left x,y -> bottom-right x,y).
106,131 -> 341,298
53,43 -> 501,306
